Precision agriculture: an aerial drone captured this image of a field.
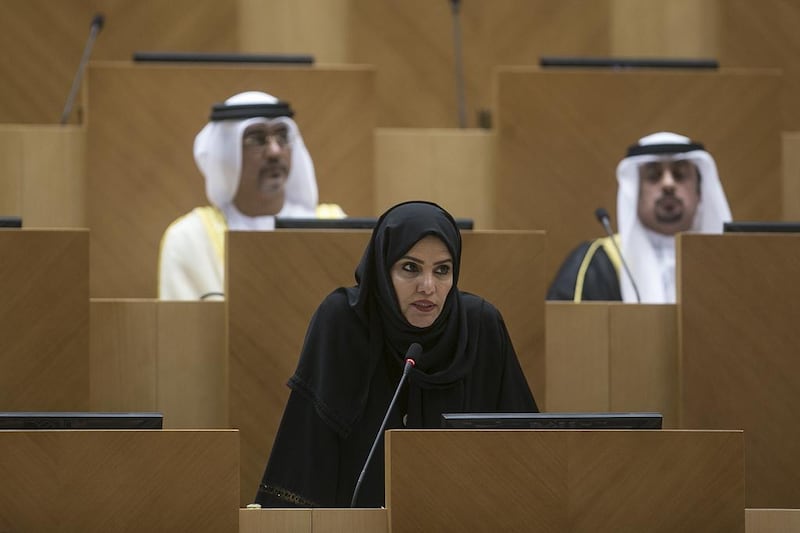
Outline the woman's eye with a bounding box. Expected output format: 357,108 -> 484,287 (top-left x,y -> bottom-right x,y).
435,265 -> 451,276
401,262 -> 420,273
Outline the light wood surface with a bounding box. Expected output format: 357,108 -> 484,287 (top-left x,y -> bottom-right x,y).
0,229 -> 89,411
386,429 -> 744,533
495,67 -> 783,284
85,61 -> 375,298
239,508 -> 387,533
0,429 -> 239,532
679,233 -> 800,508
90,299 -> 226,428
745,509 -> 800,533
545,302 -> 678,425
374,128 -> 495,228
0,125 -> 85,227
782,132 -> 800,219
228,229 -> 545,506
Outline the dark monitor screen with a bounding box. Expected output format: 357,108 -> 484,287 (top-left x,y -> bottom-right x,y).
723,221 -> 800,233
275,217 -> 475,230
441,412 -> 663,430
133,51 -> 314,65
0,216 -> 22,228
0,412 -> 163,430
539,56 -> 718,70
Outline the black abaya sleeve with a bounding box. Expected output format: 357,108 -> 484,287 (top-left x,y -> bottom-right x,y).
253,390 -> 340,507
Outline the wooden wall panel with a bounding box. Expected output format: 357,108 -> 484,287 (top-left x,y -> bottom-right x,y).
0,0 -> 237,124
495,68 -> 782,284
374,128 -> 495,228
718,0 -> 800,130
349,0 -> 613,127
86,62 -> 375,298
680,233 -> 800,508
0,230 -> 89,411
228,229 -> 545,506
0,125 -> 86,228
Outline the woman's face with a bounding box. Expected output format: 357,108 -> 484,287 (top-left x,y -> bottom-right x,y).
390,235 -> 454,328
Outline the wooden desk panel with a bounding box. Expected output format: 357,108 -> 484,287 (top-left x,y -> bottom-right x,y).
90,299 -> 226,429
386,429 -> 744,533
680,233 -> 800,508
495,68 -> 783,285
0,430 -> 239,532
228,229 -> 545,506
86,62 -> 375,298
0,229 -> 89,411
546,302 -> 678,425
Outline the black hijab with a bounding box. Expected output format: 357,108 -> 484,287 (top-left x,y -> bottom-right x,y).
290,201 -> 480,437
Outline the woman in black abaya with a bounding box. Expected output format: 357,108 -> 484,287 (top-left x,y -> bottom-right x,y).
254,200 -> 538,508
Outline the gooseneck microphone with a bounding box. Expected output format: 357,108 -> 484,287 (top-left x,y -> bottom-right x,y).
350,342 -> 423,507
60,13 -> 105,125
594,207 -> 641,303
449,0 -> 467,128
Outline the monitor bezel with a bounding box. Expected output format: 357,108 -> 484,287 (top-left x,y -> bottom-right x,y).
440,412 -> 663,430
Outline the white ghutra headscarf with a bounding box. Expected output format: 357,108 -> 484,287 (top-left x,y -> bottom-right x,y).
192,91 -> 318,229
615,132 -> 732,303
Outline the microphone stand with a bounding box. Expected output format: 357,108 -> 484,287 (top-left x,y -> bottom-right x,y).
449,0 -> 467,128
60,13 -> 104,125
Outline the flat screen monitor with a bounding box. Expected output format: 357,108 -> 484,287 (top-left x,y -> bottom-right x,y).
0,216 -> 22,228
723,221 -> 800,233
441,412 -> 663,430
0,412 -> 163,430
539,56 -> 718,70
275,217 -> 475,230
133,51 -> 314,65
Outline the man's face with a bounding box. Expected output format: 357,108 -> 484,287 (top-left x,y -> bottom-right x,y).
234,121 -> 292,216
636,158 -> 701,235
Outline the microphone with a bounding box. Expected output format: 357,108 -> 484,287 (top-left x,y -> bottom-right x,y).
350,342 -> 422,507
449,0 -> 467,128
594,207 -> 641,303
60,13 -> 105,125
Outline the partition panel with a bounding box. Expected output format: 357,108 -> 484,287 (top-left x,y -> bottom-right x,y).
0,229 -> 89,411
680,233 -> 800,508
228,229 -> 545,506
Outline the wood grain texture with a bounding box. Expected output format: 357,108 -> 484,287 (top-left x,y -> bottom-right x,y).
0,0 -> 237,124
545,303 -> 678,426
89,300 -> 226,428
386,429 -> 744,533
679,234 -> 800,508
349,0 -> 612,127
495,68 -> 783,283
375,128 -> 495,228
745,509 -> 800,532
782,132 -> 800,219
0,230 -> 89,411
0,430 -> 239,532
86,62 -> 375,298
228,229 -> 545,506
0,125 -> 85,227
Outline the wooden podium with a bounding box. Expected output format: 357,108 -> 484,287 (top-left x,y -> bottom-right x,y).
239,429 -> 744,533
680,233 -> 800,508
386,429 -> 744,532
228,229 -> 545,506
0,429 -> 239,532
